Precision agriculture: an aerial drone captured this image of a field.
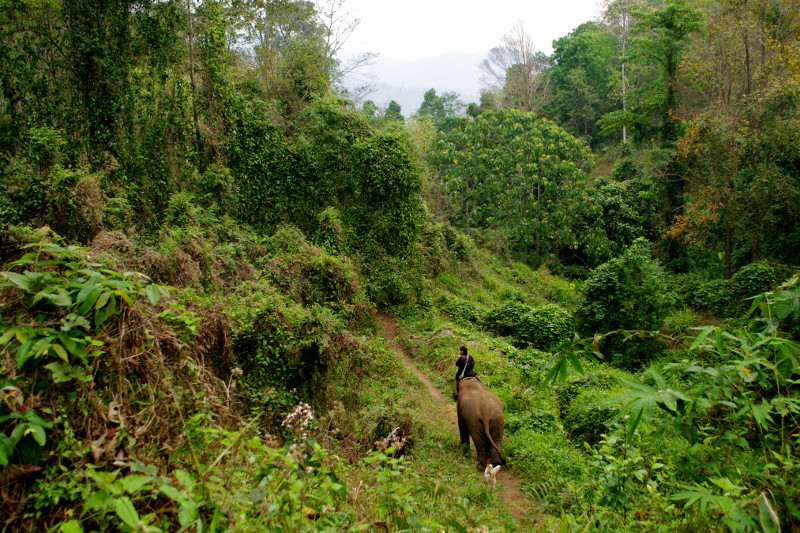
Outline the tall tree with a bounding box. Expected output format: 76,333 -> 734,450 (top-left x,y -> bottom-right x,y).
674,0 -> 800,271
415,88 -> 464,131
548,21 -> 618,144
629,0 -> 702,145
602,0 -> 644,143
480,20 -> 551,112
429,109 -> 593,258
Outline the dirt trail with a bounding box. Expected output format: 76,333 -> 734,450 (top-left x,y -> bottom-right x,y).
377,313 -> 531,521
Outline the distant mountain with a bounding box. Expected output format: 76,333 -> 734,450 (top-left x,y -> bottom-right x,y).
342,51 -> 487,116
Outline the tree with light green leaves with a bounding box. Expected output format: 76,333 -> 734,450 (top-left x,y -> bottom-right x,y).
429,109 -> 594,259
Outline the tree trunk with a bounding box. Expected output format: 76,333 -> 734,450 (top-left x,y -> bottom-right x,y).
724,217 -> 732,279
187,0 -> 201,149
752,227 -> 761,263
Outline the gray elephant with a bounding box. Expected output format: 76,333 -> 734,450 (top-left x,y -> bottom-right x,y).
454,377 -> 505,468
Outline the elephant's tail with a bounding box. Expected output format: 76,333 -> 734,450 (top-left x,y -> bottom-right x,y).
482,417 -> 506,465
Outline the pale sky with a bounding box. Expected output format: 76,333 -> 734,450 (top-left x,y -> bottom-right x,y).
340,0 -> 604,60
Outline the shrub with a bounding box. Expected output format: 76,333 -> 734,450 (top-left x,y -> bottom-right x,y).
481,301 -> 573,350
562,387 -> 626,445
314,207 -> 346,253
691,278 -> 733,315
442,225 -> 475,262
689,264 -> 776,318
661,309 -> 702,336
441,297 -> 482,325
575,238 -> 669,335
366,258 -> 418,308
729,262 -> 775,300
516,304 -> 574,351
481,301 -> 529,337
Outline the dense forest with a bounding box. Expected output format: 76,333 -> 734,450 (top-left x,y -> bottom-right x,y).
1,0 -> 799,531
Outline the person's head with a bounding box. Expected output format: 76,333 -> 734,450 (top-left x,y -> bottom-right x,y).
459,346 -> 468,355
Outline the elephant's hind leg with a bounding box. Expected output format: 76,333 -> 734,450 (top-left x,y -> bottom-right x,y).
457,416 -> 470,446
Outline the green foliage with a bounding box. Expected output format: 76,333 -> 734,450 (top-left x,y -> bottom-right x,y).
478,300 -> 573,350
441,297 -> 483,325
0,242 -> 171,468
628,0 -> 703,143
547,21 -> 619,144
572,174 -> 648,268
563,387 -> 627,445
516,304 -> 574,351
607,296 -> 800,528
415,88 -> 465,131
429,108 -> 594,260
690,263 -> 776,317
692,278 -> 734,316
575,238 -> 669,335
730,262 -> 776,301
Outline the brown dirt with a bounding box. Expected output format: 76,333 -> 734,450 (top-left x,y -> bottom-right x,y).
377,313 -> 532,522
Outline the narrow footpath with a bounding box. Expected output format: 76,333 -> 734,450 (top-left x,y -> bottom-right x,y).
377,313 -> 532,522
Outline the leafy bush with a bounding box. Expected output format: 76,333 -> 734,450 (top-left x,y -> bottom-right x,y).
690,263 -> 776,318
516,304 -> 573,351
481,301 -> 529,337
366,258 -> 418,307
691,278 -> 733,315
441,297 -> 482,325
729,262 -> 775,300
575,238 -> 669,335
562,387 -> 627,445
481,301 -> 573,350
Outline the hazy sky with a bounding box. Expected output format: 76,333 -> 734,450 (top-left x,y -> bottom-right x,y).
340,0 -> 604,60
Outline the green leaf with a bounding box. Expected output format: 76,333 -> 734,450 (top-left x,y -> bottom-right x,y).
750,402 -> 773,430
10,423 -> 26,445
174,470 -> 195,490
627,403 -> 644,440
115,289 -> 135,306
1,272 -> 30,291
29,423 -> 47,446
0,433 -> 13,467
77,286 -> 102,315
45,362 -> 90,383
689,326 -> 714,352
715,328 -> 725,357
145,284 -> 160,306
758,493 -> 780,533
59,519 -> 84,533
95,291 -> 111,310
159,484 -> 182,501
0,327 -> 18,345
119,474 -> 154,494
52,343 -> 69,362
178,495 -> 199,528
568,353 -> 585,375
114,496 -> 140,529
709,477 -> 745,492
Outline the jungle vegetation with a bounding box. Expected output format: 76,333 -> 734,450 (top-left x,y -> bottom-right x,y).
1,0 -> 799,531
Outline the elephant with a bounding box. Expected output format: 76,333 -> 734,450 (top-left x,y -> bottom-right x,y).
454,377 -> 505,468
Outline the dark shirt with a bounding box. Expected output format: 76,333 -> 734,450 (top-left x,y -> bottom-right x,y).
455,353 -> 477,380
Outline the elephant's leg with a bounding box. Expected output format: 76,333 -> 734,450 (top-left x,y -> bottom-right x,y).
474,436 -> 488,468
457,416 -> 470,446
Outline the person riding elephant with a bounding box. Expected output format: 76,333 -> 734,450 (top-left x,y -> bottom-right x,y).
453,346 -> 477,400
455,377 -> 505,468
